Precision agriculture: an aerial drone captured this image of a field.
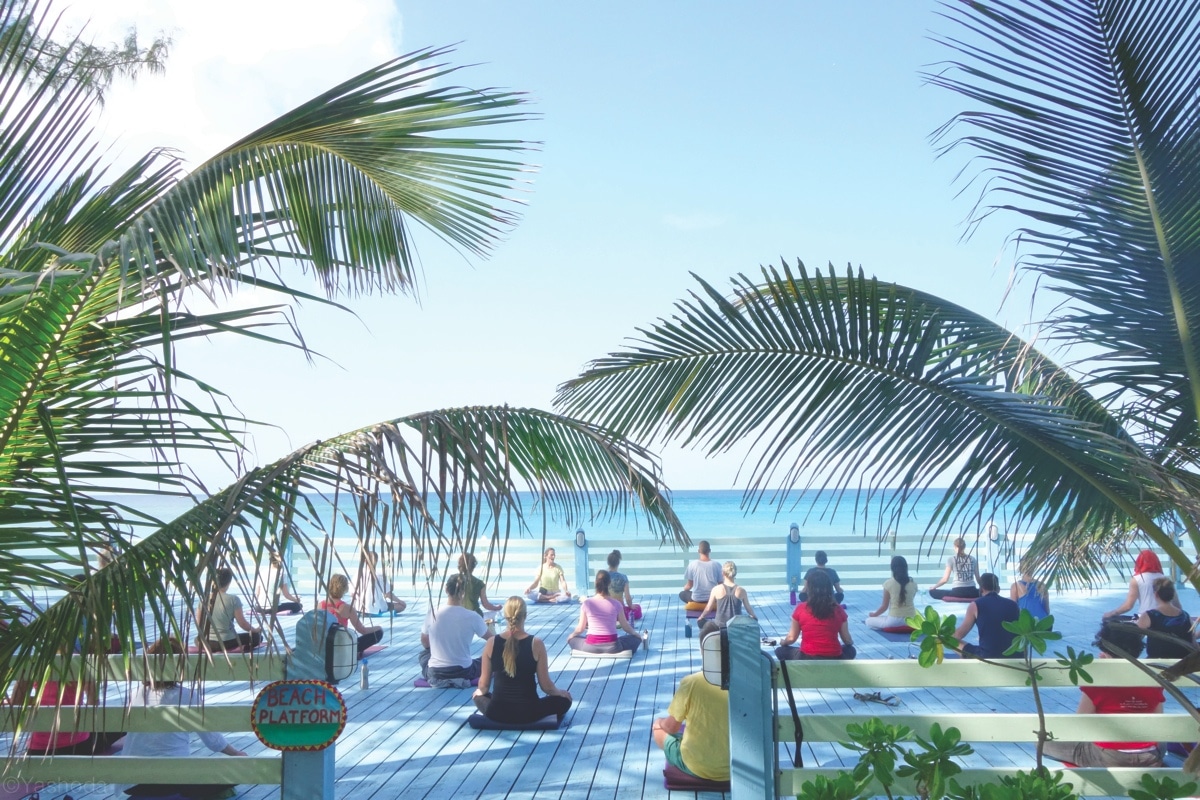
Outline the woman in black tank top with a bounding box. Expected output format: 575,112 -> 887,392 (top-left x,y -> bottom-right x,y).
473,596 -> 573,725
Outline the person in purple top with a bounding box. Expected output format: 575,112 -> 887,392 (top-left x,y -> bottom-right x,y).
953,573 -> 1020,658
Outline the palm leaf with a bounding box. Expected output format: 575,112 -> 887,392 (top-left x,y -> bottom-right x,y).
0,404 -> 684,727
557,262 -> 1192,582
928,0 -> 1200,461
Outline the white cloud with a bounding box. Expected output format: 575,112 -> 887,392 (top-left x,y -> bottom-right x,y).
58,0 -> 403,172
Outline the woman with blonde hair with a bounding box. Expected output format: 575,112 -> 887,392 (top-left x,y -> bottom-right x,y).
458,552 -> 502,615
319,573 -> 383,657
473,597 -> 572,725
1010,569 -> 1050,620
700,561 -> 756,627
928,537 -> 980,600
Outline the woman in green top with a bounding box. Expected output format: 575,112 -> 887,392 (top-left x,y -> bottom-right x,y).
458,552 -> 502,615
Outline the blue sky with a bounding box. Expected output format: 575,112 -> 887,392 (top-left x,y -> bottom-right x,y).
68,1 -> 1034,491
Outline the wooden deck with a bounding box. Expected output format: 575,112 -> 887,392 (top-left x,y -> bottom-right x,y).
12,587 -> 1200,799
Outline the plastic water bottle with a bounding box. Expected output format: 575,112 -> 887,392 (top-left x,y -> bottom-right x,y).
642,630 -> 649,650
360,659 -> 369,690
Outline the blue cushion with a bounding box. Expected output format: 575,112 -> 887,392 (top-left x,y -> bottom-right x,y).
466,712 -> 560,730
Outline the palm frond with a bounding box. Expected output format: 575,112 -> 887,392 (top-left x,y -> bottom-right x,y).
557,262 -> 1187,578
111,45 -> 536,300
928,0 -> 1200,458
0,404 -> 683,726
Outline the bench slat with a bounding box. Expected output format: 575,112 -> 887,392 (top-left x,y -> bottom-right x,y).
777,712 -> 1199,742
20,704 -> 253,733
776,658 -> 1180,688
5,756 -> 282,784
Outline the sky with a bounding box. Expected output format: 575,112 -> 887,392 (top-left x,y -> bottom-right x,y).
57,0 -> 1034,492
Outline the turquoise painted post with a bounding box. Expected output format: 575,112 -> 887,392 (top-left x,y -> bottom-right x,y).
283,749 -> 335,800
786,522 -> 801,605
574,528 -> 589,597
727,616 -> 774,799
283,613 -> 337,800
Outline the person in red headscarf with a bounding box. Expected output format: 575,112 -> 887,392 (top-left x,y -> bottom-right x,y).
1103,549 -> 1180,619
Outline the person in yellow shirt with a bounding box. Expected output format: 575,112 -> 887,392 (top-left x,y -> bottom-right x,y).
651,621 -> 730,781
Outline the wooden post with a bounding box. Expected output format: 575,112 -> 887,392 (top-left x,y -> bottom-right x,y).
574,528 -> 589,597
786,523 -> 801,605
283,748 -> 335,800
727,616 -> 774,800
283,614 -> 338,800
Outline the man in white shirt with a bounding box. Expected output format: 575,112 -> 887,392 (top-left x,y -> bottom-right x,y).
679,541 -> 723,611
419,574 -> 493,687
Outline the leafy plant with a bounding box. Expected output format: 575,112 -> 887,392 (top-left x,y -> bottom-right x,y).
1127,774 -> 1200,800
844,717 -> 913,797
948,768 -> 1080,800
896,723 -> 972,800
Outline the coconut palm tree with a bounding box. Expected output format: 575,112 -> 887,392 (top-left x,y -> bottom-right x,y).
557,0 -> 1200,587
0,0 -> 685,714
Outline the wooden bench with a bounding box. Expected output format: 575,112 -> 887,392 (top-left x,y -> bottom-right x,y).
2,653 -> 295,796
723,617 -> 1199,798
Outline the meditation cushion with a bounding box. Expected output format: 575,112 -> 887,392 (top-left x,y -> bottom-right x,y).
569,649 -> 634,659
941,595 -> 975,603
662,762 -> 731,792
361,644 -> 387,656
880,625 -> 916,634
466,713 -> 560,730
684,609 -> 715,620
413,677 -> 478,688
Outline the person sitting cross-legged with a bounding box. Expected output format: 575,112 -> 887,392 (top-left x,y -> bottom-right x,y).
420,573 -> 494,687
320,573 -> 383,658
797,550 -> 844,604
652,621 -> 730,783
567,570 -> 641,654
679,540 -> 723,612
953,572 -> 1020,659
1044,621 -> 1164,769
775,570 -> 856,661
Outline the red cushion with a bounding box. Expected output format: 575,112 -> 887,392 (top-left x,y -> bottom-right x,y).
942,595 -> 975,603
663,763 -> 730,791
881,625 -> 916,634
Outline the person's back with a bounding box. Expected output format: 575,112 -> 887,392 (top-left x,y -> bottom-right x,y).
669,672 -> 730,781
1014,579 -> 1049,620
686,559 -> 723,603
1144,609 -> 1193,658
653,622 -> 731,781
426,604 -> 486,668
974,592 -> 1020,657
713,586 -> 744,626
490,633 -> 538,704
581,595 -> 620,636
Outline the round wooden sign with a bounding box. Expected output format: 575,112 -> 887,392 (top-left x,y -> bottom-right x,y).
251,679 -> 347,751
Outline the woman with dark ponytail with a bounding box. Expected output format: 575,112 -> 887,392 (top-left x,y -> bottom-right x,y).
866,556 -> 918,630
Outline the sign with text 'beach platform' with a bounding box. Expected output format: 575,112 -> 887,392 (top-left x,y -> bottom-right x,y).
251,679 -> 346,751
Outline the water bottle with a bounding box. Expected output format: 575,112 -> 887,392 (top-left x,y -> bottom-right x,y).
641,630 -> 649,650
360,659 -> 369,690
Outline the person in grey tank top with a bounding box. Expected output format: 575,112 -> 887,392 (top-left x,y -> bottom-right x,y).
701,561 -> 757,626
